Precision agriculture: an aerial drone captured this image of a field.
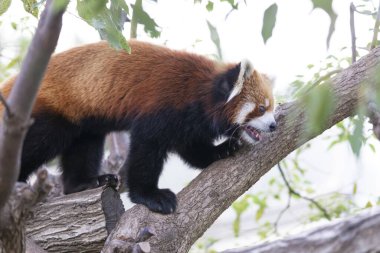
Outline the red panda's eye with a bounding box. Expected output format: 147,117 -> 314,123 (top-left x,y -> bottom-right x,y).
259,105 -> 266,115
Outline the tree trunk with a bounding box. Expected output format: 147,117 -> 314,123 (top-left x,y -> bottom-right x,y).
102,48 -> 380,252
26,187 -> 124,253
223,208 -> 380,253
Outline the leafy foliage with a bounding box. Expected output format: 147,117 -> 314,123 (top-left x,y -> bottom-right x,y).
132,2 -> 160,38
21,0 -> 39,17
311,0 -> 337,48
220,0 -> 238,10
303,83 -> 335,136
261,3 -> 277,44
77,0 -> 130,51
206,20 -> 222,60
0,0 -> 11,16
206,1 -> 213,12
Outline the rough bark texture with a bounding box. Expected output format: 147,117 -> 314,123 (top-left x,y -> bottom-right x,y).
103,48 -> 380,253
0,169 -> 53,253
223,208 -> 380,253
26,237 -> 47,253
26,187 -> 124,253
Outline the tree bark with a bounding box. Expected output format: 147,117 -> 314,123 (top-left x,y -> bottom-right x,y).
223,208 -> 380,253
26,187 -> 124,253
103,48 -> 380,252
0,169 -> 53,253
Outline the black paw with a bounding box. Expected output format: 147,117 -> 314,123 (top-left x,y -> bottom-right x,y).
129,188 -> 177,214
215,138 -> 242,160
97,174 -> 119,189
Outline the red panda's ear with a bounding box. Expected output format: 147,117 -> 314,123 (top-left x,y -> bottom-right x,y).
213,63 -> 240,103
226,59 -> 253,102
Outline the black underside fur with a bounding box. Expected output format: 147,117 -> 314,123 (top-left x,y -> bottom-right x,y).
19,102 -> 241,214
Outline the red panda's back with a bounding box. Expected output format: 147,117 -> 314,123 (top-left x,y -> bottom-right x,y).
1,40 -> 222,122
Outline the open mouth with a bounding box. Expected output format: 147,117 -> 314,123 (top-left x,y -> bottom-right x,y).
244,125 -> 261,141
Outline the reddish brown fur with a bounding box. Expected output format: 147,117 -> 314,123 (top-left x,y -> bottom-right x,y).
1,40 -> 272,124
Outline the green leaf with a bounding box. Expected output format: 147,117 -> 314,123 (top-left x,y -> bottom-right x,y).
77,0 -> 130,52
255,206 -> 265,221
348,115 -> 364,157
365,201 -> 373,208
110,0 -> 129,31
232,198 -> 249,214
220,0 -> 238,9
53,0 -> 69,12
311,0 -> 337,48
206,1 -> 214,11
21,0 -> 39,17
328,139 -> 342,150
77,0 -> 107,20
232,214 -> 241,237
206,20 -> 222,60
304,84 -> 335,136
0,0 -> 11,16
352,182 -> 357,195
133,3 -> 160,38
11,22 -> 17,30
6,56 -> 21,69
261,3 -> 277,44
232,198 -> 250,237
369,143 -> 376,153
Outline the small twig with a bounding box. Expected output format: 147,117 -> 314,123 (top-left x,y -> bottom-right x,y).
0,92 -> 13,118
371,1 -> 380,49
350,3 -> 357,62
273,191 -> 291,235
130,0 -> 142,39
305,69 -> 342,93
277,163 -> 331,221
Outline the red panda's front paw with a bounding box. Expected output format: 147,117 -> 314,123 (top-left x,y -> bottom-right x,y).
215,139 -> 242,160
129,188 -> 177,214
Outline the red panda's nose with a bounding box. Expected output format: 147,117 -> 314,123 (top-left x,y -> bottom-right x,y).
269,122 -> 277,132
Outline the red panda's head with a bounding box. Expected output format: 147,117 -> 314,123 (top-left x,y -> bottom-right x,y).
214,60 -> 276,143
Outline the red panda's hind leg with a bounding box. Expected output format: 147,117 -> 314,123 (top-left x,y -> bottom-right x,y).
19,112 -> 80,182
61,133 -> 106,194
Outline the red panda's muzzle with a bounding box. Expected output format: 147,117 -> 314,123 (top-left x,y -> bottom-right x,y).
244,125 -> 261,141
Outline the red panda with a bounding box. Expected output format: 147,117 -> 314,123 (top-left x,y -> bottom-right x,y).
0,40 -> 276,214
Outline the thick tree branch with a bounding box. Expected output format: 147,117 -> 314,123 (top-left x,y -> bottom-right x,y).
103,47 -> 380,253
223,208 -> 380,253
26,187 -> 124,252
0,0 -> 68,211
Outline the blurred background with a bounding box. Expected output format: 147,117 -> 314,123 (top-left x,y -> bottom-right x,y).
0,0 -> 379,252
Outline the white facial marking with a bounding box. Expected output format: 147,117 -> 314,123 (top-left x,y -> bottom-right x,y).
265,98 -> 269,107
247,111 -> 276,132
234,102 -> 255,124
226,59 -> 253,103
